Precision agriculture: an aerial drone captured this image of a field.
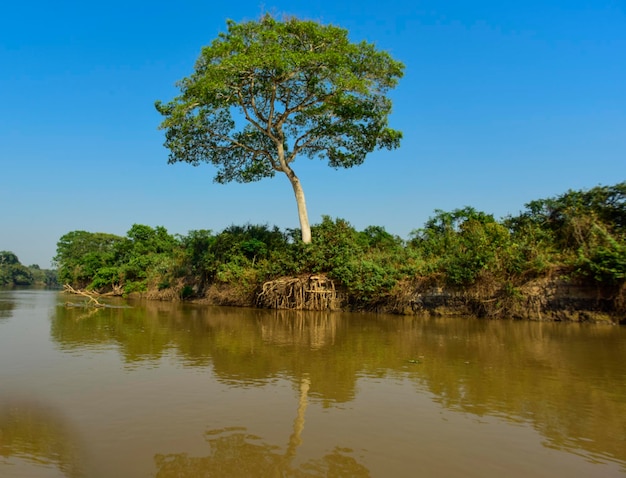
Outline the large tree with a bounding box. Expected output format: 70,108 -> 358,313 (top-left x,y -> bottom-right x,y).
156,15 -> 404,243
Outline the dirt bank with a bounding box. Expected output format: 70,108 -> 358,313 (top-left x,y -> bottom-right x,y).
147,274 -> 624,324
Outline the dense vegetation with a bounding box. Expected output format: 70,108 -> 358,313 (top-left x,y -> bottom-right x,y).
53,183 -> 626,314
0,251 -> 58,287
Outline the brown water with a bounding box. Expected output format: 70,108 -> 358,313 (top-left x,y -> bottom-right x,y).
0,289 -> 625,477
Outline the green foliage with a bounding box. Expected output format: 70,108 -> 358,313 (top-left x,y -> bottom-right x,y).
574,224 -> 626,284
53,225 -> 178,294
506,182 -> 626,283
90,267 -> 123,291
301,217 -> 405,304
210,224 -> 287,263
26,265 -> 57,286
179,224 -> 290,286
0,251 -> 20,266
410,208 -> 514,285
179,285 -> 194,299
503,215 -> 557,277
156,14 -> 403,242
176,229 -> 215,287
307,217 -> 362,273
0,252 -> 57,287
2,263 -> 33,286
52,182 -> 626,307
0,253 -> 16,286
156,14 -> 404,177
54,231 -> 124,287
0,251 -> 51,287
510,182 -> 626,247
114,225 -> 178,293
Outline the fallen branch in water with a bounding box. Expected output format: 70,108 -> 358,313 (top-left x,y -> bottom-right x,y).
63,284 -> 105,308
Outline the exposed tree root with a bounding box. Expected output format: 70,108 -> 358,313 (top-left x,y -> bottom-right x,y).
257,275 -> 338,310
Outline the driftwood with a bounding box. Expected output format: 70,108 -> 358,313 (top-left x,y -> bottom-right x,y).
63,284 -> 105,308
257,275 -> 338,311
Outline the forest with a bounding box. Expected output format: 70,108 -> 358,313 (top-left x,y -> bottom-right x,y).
0,251 -> 58,287
50,182 -> 626,321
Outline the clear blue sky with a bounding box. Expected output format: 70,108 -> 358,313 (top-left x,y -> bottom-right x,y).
1,0 -> 625,267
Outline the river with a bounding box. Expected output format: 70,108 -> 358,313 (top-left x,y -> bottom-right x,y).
0,289 -> 625,477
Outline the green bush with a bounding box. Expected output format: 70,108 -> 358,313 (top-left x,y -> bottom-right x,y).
574,225 -> 626,284
51,182 -> 626,308
410,208 -> 514,286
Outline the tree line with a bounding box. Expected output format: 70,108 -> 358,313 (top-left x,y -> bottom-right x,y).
53,182 -> 626,311
0,252 -> 58,287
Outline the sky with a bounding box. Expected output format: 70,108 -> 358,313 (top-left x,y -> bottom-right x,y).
1,0 -> 625,267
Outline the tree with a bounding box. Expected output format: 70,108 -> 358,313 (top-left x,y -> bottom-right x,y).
0,251 -> 19,266
53,231 -> 124,287
410,208 -> 513,285
0,251 -> 34,286
156,14 -> 404,243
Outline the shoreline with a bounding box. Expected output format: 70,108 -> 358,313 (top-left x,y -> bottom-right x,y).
135,274 -> 624,325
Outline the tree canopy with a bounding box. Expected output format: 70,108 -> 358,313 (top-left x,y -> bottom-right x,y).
53,226 -> 178,293
156,14 -> 404,242
0,251 -> 57,287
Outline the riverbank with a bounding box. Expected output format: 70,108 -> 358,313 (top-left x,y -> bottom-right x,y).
136,273 -> 624,324
52,183 -> 626,324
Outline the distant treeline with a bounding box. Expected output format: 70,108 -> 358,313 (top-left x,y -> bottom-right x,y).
53,182 -> 626,310
0,252 -> 58,287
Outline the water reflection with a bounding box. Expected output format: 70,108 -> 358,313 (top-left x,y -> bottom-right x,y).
154,429 -> 368,477
401,319 -> 626,466
0,398 -> 85,477
0,293 -> 16,319
154,375 -> 370,477
49,298 -> 626,470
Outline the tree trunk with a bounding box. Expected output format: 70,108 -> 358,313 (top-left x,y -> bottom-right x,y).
286,375 -> 310,459
283,169 -> 312,243
276,140 -> 311,243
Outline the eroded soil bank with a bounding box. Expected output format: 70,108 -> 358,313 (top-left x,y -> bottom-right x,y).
141,274 -> 625,324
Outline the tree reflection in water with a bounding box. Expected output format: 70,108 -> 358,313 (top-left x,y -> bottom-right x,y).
154,376 -> 370,478
50,299 -> 626,471
0,294 -> 15,319
0,398 -> 85,478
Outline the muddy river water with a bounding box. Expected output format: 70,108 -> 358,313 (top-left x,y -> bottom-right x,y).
1,289 -> 625,477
